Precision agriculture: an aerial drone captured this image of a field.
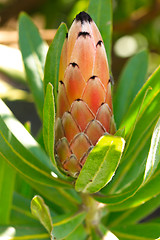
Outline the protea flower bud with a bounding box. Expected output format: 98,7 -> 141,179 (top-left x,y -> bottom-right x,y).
55,12 -> 116,177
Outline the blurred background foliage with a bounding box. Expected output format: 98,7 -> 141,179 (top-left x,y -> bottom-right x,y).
0,0 -> 160,135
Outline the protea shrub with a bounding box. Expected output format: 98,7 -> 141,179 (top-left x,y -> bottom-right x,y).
55,12 -> 116,177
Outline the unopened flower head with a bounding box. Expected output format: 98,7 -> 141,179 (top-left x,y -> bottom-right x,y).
55,12 -> 116,177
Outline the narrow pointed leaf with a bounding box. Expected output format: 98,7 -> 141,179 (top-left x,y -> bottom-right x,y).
29,181 -> 80,212
88,0 -> 112,68
94,124 -> 159,207
114,50 -> 148,127
107,194 -> 160,227
11,192 -> 41,226
106,169 -> 160,211
19,13 -> 48,118
65,225 -> 87,240
0,158 -> 16,224
43,83 -> 56,165
99,68 -> 160,198
144,117 -> 160,183
0,99 -> 72,189
44,23 -> 68,107
114,127 -> 125,138
31,195 -> 53,238
105,91 -> 160,194
52,211 -> 86,240
110,223 -> 160,240
121,66 -> 160,137
0,226 -> 50,240
75,135 -> 125,193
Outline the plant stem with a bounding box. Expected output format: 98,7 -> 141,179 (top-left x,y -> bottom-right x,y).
81,194 -> 102,235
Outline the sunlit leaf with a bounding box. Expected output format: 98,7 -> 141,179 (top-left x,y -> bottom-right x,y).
31,195 -> 53,238
19,12 -> 48,118
0,226 -> 50,240
0,158 -> 16,224
0,99 -> 72,189
106,91 -> 160,194
110,223 -> 160,240
106,169 -> 160,211
144,117 -> 160,183
75,135 -> 125,193
107,194 -> 160,227
43,83 -> 56,165
114,127 -> 125,138
44,23 -> 68,108
95,68 -> 160,204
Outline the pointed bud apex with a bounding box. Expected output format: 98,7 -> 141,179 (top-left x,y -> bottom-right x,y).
55,12 -> 116,177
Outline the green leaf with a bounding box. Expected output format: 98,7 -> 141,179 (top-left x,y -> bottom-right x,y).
0,99 -> 72,189
0,226 -> 50,240
44,23 -> 68,107
11,192 -> 40,226
98,68 -> 160,199
29,181 -> 81,212
15,174 -> 34,199
107,194 -> 160,227
105,91 -> 160,194
121,66 -> 160,138
31,195 -> 53,238
52,211 -> 86,240
110,223 -> 160,240
94,174 -> 143,206
88,0 -> 112,68
0,158 -> 16,224
43,83 -> 56,165
19,13 -> 48,118
144,117 -> 160,183
114,127 -> 125,138
114,50 -> 148,127
65,225 -> 87,240
106,169 -> 160,211
11,209 -> 39,226
123,89 -> 160,161
75,135 -> 125,193
94,118 -> 160,207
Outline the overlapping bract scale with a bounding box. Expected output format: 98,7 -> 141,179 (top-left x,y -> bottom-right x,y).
55,11 -> 116,177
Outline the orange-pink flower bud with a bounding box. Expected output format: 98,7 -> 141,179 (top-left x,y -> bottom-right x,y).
55,12 -> 116,177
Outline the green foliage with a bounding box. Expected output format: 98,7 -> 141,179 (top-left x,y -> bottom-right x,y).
0,159 -> 16,224
52,211 -> 86,239
43,83 -> 56,166
31,195 -> 53,236
0,99 -> 71,189
19,13 -> 48,118
75,135 -> 125,193
144,117 -> 160,183
0,0 -> 160,239
114,50 -> 148,127
110,223 -> 160,240
43,23 -> 68,107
